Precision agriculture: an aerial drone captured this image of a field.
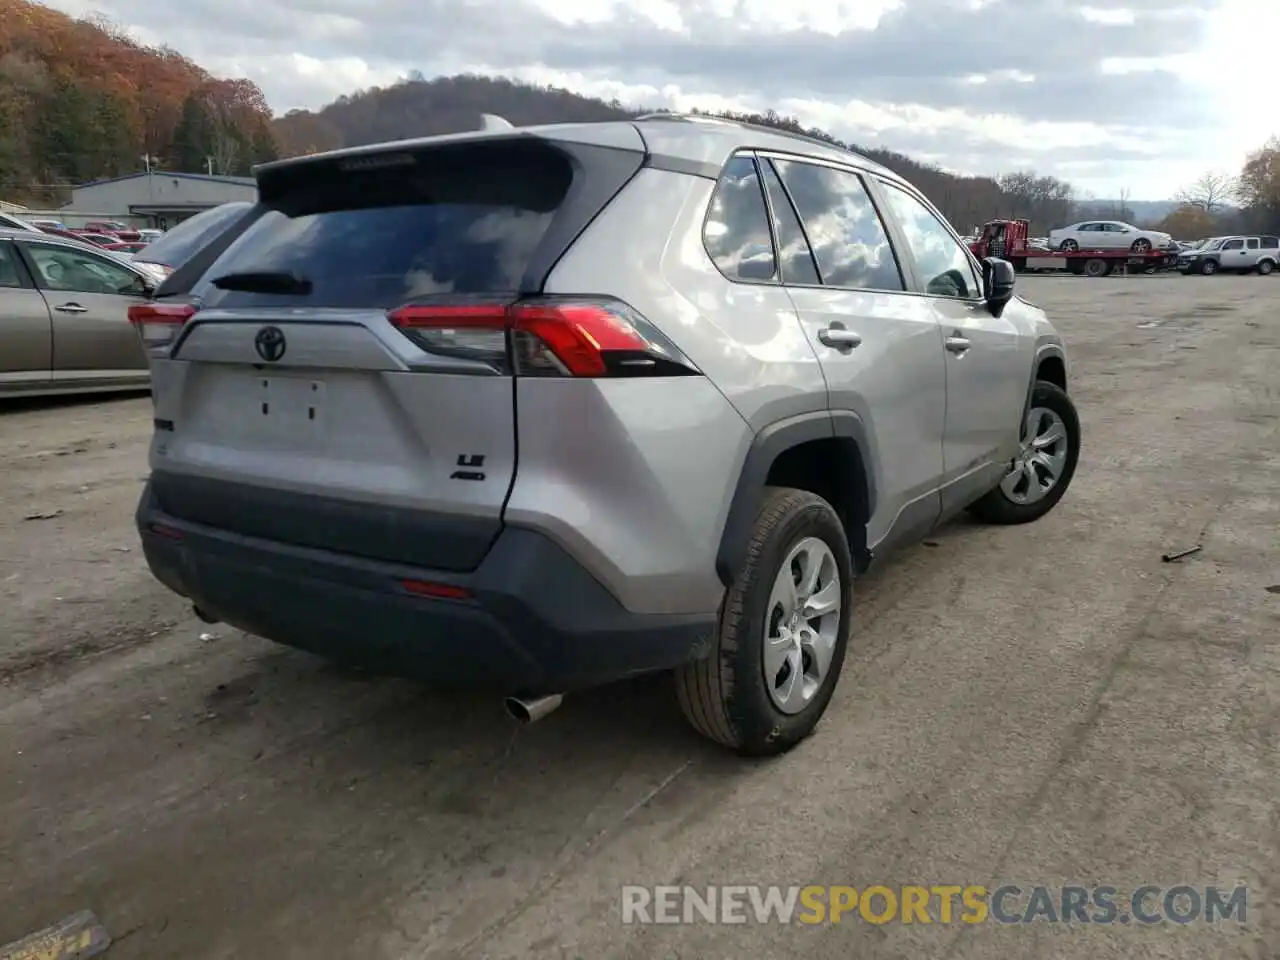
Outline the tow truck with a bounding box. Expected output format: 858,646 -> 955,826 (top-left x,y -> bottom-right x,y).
967,218 -> 1179,277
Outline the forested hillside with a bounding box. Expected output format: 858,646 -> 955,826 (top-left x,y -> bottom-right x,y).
276,74 -> 1279,235
273,74 -> 1068,233
0,0 -> 276,205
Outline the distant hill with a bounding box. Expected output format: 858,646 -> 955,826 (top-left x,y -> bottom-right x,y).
1084,199 -> 1180,222
272,74 -> 1064,233
0,0 -> 277,205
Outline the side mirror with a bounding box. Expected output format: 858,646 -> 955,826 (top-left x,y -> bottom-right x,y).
983,256 -> 1016,318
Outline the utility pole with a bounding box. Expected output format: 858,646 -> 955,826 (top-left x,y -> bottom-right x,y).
206,156 -> 214,176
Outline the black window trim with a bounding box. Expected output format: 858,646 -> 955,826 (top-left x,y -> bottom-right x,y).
699,150 -> 781,287
0,239 -> 37,289
866,174 -> 986,304
754,154 -> 822,287
754,148 -> 912,296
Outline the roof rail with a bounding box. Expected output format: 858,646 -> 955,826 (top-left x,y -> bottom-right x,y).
635,110 -> 846,150
479,113 -> 515,131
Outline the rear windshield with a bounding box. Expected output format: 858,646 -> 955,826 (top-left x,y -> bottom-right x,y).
196,142 -> 573,310
136,203 -> 253,270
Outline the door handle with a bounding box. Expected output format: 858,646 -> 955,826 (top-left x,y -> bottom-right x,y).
944,334 -> 971,354
818,327 -> 862,349
54,303 -> 88,313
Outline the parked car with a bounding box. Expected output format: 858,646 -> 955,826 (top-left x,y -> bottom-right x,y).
1048,220 -> 1174,253
28,219 -> 67,231
77,232 -> 125,248
81,220 -> 142,242
0,212 -> 41,233
131,201 -> 258,282
99,241 -> 149,254
1177,235 -> 1280,275
131,115 -> 1080,755
37,225 -> 94,243
137,228 -> 165,243
0,227 -> 158,397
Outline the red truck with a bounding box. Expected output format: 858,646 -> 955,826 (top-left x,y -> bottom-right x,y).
967,218 -> 1178,277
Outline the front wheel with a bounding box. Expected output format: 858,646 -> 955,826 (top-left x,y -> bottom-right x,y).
968,381 -> 1080,525
1200,258 -> 1218,275
1131,238 -> 1152,253
676,487 -> 853,756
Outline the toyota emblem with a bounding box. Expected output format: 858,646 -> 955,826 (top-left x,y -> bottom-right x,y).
254,326 -> 286,362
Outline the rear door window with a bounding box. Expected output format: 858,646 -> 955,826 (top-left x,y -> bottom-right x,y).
772,159 -> 903,292
199,144 -> 574,310
1262,236 -> 1279,249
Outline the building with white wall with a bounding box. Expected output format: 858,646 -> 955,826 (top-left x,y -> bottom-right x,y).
60,172 -> 258,229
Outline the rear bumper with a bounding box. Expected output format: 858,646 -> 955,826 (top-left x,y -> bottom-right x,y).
137,480 -> 715,693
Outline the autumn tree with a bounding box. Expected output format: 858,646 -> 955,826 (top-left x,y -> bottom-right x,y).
996,171 -> 1075,234
1174,172 -> 1236,215
0,0 -> 278,200
1238,138 -> 1280,210
1156,204 -> 1216,239
172,94 -> 214,172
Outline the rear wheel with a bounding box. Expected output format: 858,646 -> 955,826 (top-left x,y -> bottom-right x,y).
1084,257 -> 1110,278
968,381 -> 1080,525
676,487 -> 853,756
1258,259 -> 1274,275
1059,239 -> 1079,252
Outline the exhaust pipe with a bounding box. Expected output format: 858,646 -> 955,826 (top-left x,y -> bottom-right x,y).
504,694 -> 564,724
192,604 -> 220,624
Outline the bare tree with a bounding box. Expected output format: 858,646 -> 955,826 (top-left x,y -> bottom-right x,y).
1174,171 -> 1237,215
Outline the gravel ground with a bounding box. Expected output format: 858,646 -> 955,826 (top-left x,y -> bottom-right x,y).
0,273 -> 1276,960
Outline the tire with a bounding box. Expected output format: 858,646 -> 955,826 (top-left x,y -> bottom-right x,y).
1258,259 -> 1274,276
675,487 -> 854,756
1084,258 -> 1110,278
1131,238 -> 1152,253
1200,259 -> 1218,275
968,381 -> 1081,525
1059,239 -> 1079,252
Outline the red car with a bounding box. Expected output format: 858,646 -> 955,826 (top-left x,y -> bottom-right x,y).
37,225 -> 88,242
81,219 -> 142,242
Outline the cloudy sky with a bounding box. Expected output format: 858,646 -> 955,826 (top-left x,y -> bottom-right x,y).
42,0 -> 1276,199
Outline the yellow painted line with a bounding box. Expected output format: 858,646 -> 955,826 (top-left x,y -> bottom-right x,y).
0,911 -> 110,960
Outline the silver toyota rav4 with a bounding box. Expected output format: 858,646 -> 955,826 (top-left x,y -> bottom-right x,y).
131,114 -> 1080,756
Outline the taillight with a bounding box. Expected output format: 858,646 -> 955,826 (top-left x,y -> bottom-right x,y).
127,302 -> 196,352
386,297 -> 700,378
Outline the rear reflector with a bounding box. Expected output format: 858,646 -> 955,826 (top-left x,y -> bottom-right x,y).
400,579 -> 472,601
128,302 -> 197,352
386,298 -> 699,378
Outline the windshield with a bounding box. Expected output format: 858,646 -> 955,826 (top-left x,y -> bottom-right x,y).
1199,238 -> 1224,250
135,202 -> 253,269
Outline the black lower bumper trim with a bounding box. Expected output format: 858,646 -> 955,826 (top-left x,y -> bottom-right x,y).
136,481 -> 715,692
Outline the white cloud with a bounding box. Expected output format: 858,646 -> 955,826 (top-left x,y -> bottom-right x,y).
35,0 -> 1278,199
